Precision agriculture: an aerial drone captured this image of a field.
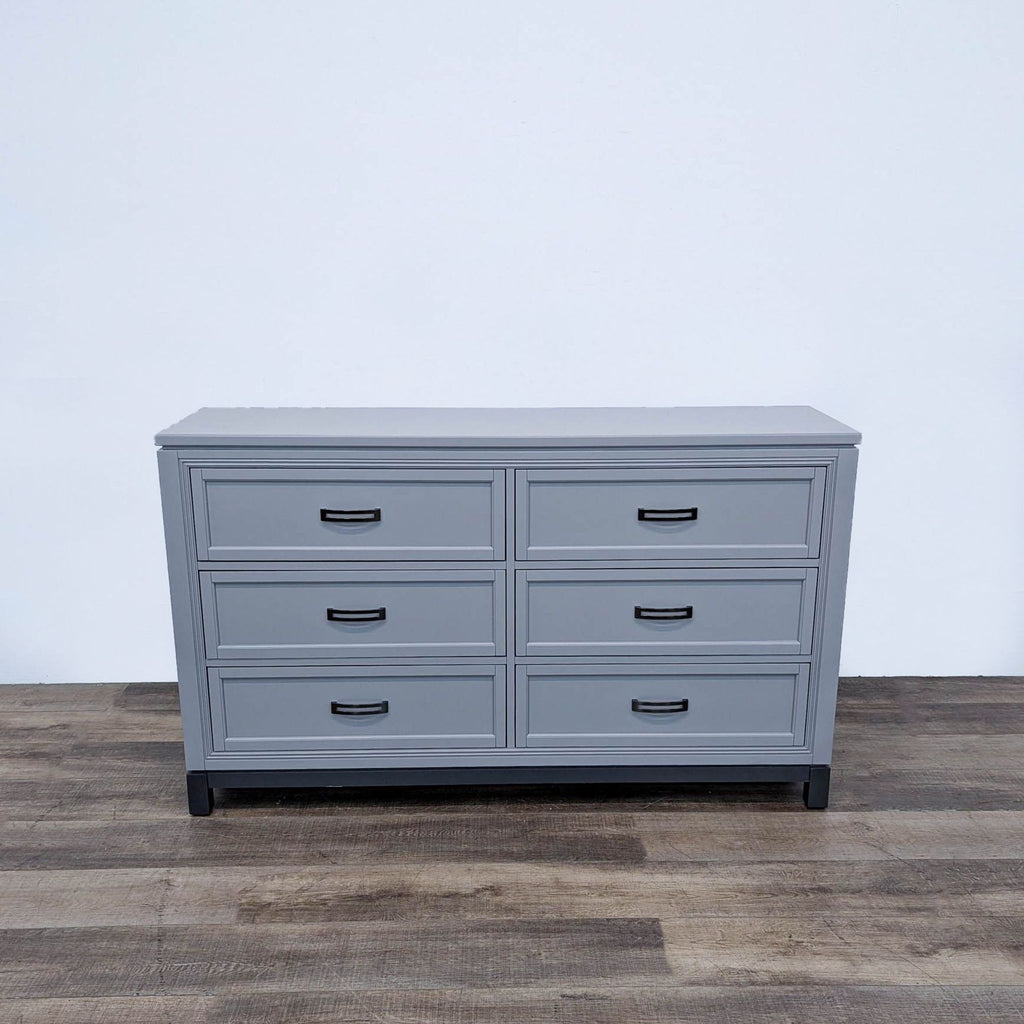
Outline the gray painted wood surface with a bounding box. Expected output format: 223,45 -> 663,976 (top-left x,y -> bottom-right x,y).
155,406 -> 858,791
193,466 -> 504,561
209,665 -> 505,752
516,568 -> 816,658
200,570 -> 505,660
516,466 -> 825,560
515,664 -> 809,749
156,405 -> 862,448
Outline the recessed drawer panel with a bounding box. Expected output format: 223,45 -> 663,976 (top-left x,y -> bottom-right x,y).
192,468 -> 504,561
515,467 -> 825,560
201,570 -> 505,659
516,664 -> 809,749
209,665 -> 505,752
516,568 -> 816,657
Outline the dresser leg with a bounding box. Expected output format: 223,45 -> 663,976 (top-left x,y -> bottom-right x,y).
186,771 -> 214,816
803,765 -> 831,809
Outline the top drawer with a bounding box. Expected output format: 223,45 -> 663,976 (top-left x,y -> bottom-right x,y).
516,467 -> 825,560
191,468 -> 505,561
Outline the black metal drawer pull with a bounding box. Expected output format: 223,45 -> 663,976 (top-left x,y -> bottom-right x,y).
326,607 -> 387,622
632,698 -> 689,714
637,507 -> 698,522
331,700 -> 389,716
634,605 -> 693,620
320,507 -> 381,523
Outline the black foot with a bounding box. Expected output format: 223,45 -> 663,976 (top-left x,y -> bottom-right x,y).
803,765 -> 831,809
186,771 -> 214,816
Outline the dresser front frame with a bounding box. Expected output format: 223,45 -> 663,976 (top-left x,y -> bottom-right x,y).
159,443 -> 857,795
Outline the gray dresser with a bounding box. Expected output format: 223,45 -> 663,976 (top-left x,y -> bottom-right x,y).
155,406 -> 859,814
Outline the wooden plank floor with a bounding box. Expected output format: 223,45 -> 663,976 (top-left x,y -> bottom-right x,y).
1,677 -> 1022,1023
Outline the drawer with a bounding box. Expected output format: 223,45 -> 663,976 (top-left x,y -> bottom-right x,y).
515,467 -> 825,560
191,468 -> 504,561
209,665 -> 505,752
201,570 -> 505,659
516,568 -> 816,657
515,664 -> 810,748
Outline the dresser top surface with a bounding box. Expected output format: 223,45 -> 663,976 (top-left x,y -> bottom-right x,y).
155,405 -> 860,448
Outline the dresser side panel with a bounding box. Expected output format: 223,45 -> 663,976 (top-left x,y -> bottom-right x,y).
809,446 -> 859,763
157,448 -> 209,768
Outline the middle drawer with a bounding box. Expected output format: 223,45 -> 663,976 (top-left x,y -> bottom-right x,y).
201,570 -> 505,659
516,568 -> 816,657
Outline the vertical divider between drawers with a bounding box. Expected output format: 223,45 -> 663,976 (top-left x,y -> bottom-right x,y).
504,466 -> 516,748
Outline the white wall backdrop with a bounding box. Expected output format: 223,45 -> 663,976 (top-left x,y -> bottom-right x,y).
2,1 -> 1022,682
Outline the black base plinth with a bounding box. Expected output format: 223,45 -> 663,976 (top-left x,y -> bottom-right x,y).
184,764 -> 832,815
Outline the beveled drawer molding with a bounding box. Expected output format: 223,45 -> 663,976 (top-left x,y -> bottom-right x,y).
157,406 -> 859,814
209,665 -> 506,753
515,663 -> 811,749
200,570 -> 505,660
515,467 -> 826,560
515,568 -> 816,658
191,467 -> 505,561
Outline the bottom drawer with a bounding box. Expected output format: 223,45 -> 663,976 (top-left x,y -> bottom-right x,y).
209,665 -> 505,752
515,664 -> 809,749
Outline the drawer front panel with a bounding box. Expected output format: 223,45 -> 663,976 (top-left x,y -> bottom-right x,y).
516,568 -> 816,657
516,664 -> 809,749
201,570 -> 505,659
210,665 -> 505,752
516,467 -> 825,560
192,468 -> 504,561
